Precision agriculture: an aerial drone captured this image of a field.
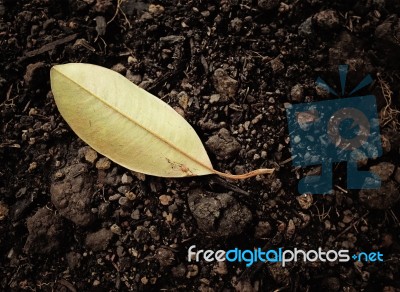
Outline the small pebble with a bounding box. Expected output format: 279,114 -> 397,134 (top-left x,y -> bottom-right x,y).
296,194 -> 313,209
131,209 -> 140,220
270,58 -> 284,73
116,246 -> 125,257
258,0 -> 280,10
28,162 -> 37,172
155,248 -> 175,267
299,17 -> 313,36
213,68 -> 238,100
209,94 -> 222,104
96,157 -> 111,170
140,11 -> 153,21
174,106 -> 185,117
54,171 -> 64,180
251,114 -> 263,124
0,202 -> 9,220
121,173 -> 133,184
110,224 -> 122,235
324,220 -> 332,230
84,147 -> 98,164
118,196 -> 129,206
201,10 -> 210,17
178,91 -> 189,110
111,63 -> 126,74
342,210 -> 353,224
290,84 -> 304,102
285,219 -> 296,239
133,226 -> 150,242
109,194 -> 121,201
125,191 -> 136,201
298,213 -> 311,227
118,186 -> 129,194
159,195 -> 173,206
213,261 -> 228,275
313,10 -> 340,30
381,135 -> 391,153
369,162 -> 395,181
98,202 -> 109,217
186,264 -> 199,278
24,62 -> 47,88
148,4 -> 164,16
95,16 -> 107,36
149,225 -> 160,241
172,263 -> 187,278
244,121 -> 251,131
126,70 -> 142,84
254,221 -> 271,238
230,17 -> 242,32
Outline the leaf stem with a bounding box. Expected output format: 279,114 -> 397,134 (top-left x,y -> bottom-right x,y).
212,168 -> 275,180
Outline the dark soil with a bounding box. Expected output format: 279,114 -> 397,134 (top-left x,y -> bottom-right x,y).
1,0 -> 400,291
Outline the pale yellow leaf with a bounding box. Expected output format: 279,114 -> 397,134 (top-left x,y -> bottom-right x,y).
50,63 -> 273,179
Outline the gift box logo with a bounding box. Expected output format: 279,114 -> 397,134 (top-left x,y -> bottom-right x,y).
286,65 -> 382,194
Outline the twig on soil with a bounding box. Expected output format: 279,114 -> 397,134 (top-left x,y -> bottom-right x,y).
378,73 -> 400,130
208,176 -> 250,196
58,279 -> 77,292
279,155 -> 296,166
334,184 -> 348,194
18,33 -> 78,62
389,209 -> 400,227
22,100 -> 31,113
331,211 -> 369,243
7,265 -> 21,286
0,84 -> 16,109
73,39 -> 96,52
108,0 -> 131,28
0,141 -> 20,148
312,204 -> 331,222
95,36 -> 108,55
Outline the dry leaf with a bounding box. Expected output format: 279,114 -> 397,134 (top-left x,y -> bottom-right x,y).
50,63 -> 273,179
